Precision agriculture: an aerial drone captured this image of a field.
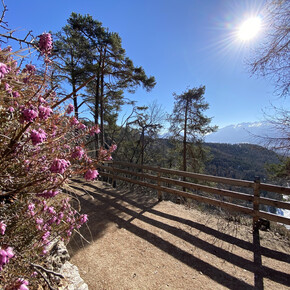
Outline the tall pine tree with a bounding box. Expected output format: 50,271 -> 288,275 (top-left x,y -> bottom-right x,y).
169,86 -> 217,174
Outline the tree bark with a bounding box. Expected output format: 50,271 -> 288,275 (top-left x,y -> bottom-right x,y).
183,99 -> 189,191
94,73 -> 100,152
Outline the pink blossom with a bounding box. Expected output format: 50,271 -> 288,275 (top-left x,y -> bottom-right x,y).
36,218 -> 43,225
38,97 -> 46,103
38,105 -> 52,120
0,221 -> 6,235
66,104 -> 74,114
27,203 -> 35,216
12,91 -> 20,98
24,63 -> 36,74
50,158 -> 70,174
30,128 -> 47,145
71,146 -> 85,160
47,216 -> 57,225
79,214 -> 88,224
0,62 -> 9,79
19,280 -> 29,290
89,125 -> 100,136
8,107 -> 14,113
0,246 -> 14,270
3,47 -> 12,52
47,206 -> 55,214
4,83 -> 12,93
39,33 -> 53,55
5,247 -> 14,259
22,106 -> 38,122
98,148 -> 112,160
109,144 -> 117,153
28,203 -> 35,211
70,117 -> 79,126
78,123 -> 86,130
84,169 -> 99,181
41,231 -> 50,241
37,190 -> 59,198
14,278 -> 29,290
0,249 -> 8,266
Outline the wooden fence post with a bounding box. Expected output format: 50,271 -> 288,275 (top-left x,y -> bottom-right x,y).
253,177 -> 261,231
112,162 -> 116,188
157,167 -> 162,201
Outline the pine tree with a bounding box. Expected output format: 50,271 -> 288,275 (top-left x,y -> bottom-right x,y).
53,24 -> 92,119
169,86 -> 217,174
66,13 -> 156,148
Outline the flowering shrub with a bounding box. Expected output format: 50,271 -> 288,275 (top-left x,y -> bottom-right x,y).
0,35 -> 103,288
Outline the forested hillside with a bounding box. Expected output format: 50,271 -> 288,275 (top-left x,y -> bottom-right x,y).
204,143 -> 280,182
123,138 -> 282,183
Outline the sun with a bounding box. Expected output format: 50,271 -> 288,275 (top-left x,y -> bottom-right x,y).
238,16 -> 262,41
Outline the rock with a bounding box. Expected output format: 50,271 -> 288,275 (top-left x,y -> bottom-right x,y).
46,240 -> 88,290
47,240 -> 70,271
59,261 -> 88,290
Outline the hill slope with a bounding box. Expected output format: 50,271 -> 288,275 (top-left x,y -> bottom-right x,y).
204,143 -> 280,182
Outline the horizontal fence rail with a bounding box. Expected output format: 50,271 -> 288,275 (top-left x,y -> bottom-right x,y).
97,161 -> 290,228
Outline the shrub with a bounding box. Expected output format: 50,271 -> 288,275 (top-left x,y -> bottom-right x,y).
0,34 -> 115,288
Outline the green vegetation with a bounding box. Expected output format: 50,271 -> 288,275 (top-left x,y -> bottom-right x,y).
204,143 -> 281,182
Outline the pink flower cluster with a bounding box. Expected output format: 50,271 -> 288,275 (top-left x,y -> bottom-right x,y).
66,104 -> 74,114
23,64 -> 36,74
38,105 -> 52,120
50,158 -> 70,174
0,246 -> 14,271
12,279 -> 29,290
30,128 -> 47,145
22,106 -> 38,122
109,144 -> 117,152
0,221 -> 6,235
78,123 -> 86,130
79,214 -> 88,224
4,83 -> 12,93
38,33 -> 53,55
12,91 -> 20,98
84,169 -> 99,181
98,148 -> 112,161
37,190 -> 59,198
89,125 -> 101,136
0,62 -> 9,79
71,146 -> 85,160
70,117 -> 79,126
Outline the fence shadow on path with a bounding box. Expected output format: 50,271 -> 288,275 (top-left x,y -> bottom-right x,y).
67,180 -> 290,290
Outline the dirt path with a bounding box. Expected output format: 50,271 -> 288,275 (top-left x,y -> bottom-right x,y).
67,180 -> 290,289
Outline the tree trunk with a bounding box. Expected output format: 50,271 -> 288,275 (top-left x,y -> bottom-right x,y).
100,69 -> 105,147
72,77 -> 78,120
100,48 -> 107,148
140,128 -> 145,166
183,99 -> 188,191
94,73 -> 100,153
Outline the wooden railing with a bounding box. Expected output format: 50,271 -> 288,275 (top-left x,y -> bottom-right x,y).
97,161 -> 290,229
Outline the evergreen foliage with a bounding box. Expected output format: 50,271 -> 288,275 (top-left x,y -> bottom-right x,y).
168,86 -> 217,173
54,13 -> 156,149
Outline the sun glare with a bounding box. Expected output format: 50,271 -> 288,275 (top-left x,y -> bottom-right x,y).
238,17 -> 262,41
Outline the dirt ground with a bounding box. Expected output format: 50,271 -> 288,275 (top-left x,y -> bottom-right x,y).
67,180 -> 290,290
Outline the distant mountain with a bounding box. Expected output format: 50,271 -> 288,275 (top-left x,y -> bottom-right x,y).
204,121 -> 280,146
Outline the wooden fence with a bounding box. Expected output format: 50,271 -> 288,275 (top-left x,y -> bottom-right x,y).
97,161 -> 290,229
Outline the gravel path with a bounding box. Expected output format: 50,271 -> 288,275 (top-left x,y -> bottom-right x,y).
67,180 -> 290,289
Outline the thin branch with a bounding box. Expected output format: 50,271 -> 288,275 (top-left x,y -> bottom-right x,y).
31,262 -> 65,278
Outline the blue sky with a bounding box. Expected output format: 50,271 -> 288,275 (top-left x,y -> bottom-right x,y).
3,0 -> 288,128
